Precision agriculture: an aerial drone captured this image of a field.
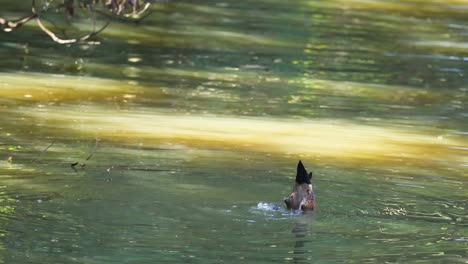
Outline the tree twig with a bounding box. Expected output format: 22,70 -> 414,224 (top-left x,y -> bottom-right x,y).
86,139 -> 99,161
36,17 -> 110,44
71,139 -> 99,170
123,2 -> 152,18
31,141 -> 55,163
2,0 -> 158,43
1,14 -> 37,32
33,0 -> 110,44
96,9 -> 153,24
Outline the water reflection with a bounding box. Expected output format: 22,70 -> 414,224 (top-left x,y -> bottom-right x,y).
5,103 -> 464,169
289,214 -> 314,264
0,0 -> 467,263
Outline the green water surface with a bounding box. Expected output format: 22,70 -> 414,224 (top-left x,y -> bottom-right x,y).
0,0 -> 467,263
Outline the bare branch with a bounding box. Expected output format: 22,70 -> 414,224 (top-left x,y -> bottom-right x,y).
36,17 -> 110,44
2,0 -> 159,43
1,14 -> 37,32
122,2 -> 151,18
85,139 -> 99,161
32,0 -> 111,44
31,141 -> 55,163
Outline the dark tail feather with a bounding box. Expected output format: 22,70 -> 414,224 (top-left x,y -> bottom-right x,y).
296,160 -> 311,184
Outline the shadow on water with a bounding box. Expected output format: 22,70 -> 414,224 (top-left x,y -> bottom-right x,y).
0,0 -> 467,263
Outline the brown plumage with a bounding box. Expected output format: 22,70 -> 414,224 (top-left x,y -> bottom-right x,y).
284,161 -> 316,211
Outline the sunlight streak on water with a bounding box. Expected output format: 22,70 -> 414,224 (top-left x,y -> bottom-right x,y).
0,73 -> 160,101
18,105 -> 467,167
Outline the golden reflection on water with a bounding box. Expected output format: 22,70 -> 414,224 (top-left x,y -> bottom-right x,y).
22,106 -> 466,167
0,73 -> 163,101
1,72 -> 466,168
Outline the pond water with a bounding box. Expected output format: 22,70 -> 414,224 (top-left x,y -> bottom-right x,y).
0,0 -> 467,263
